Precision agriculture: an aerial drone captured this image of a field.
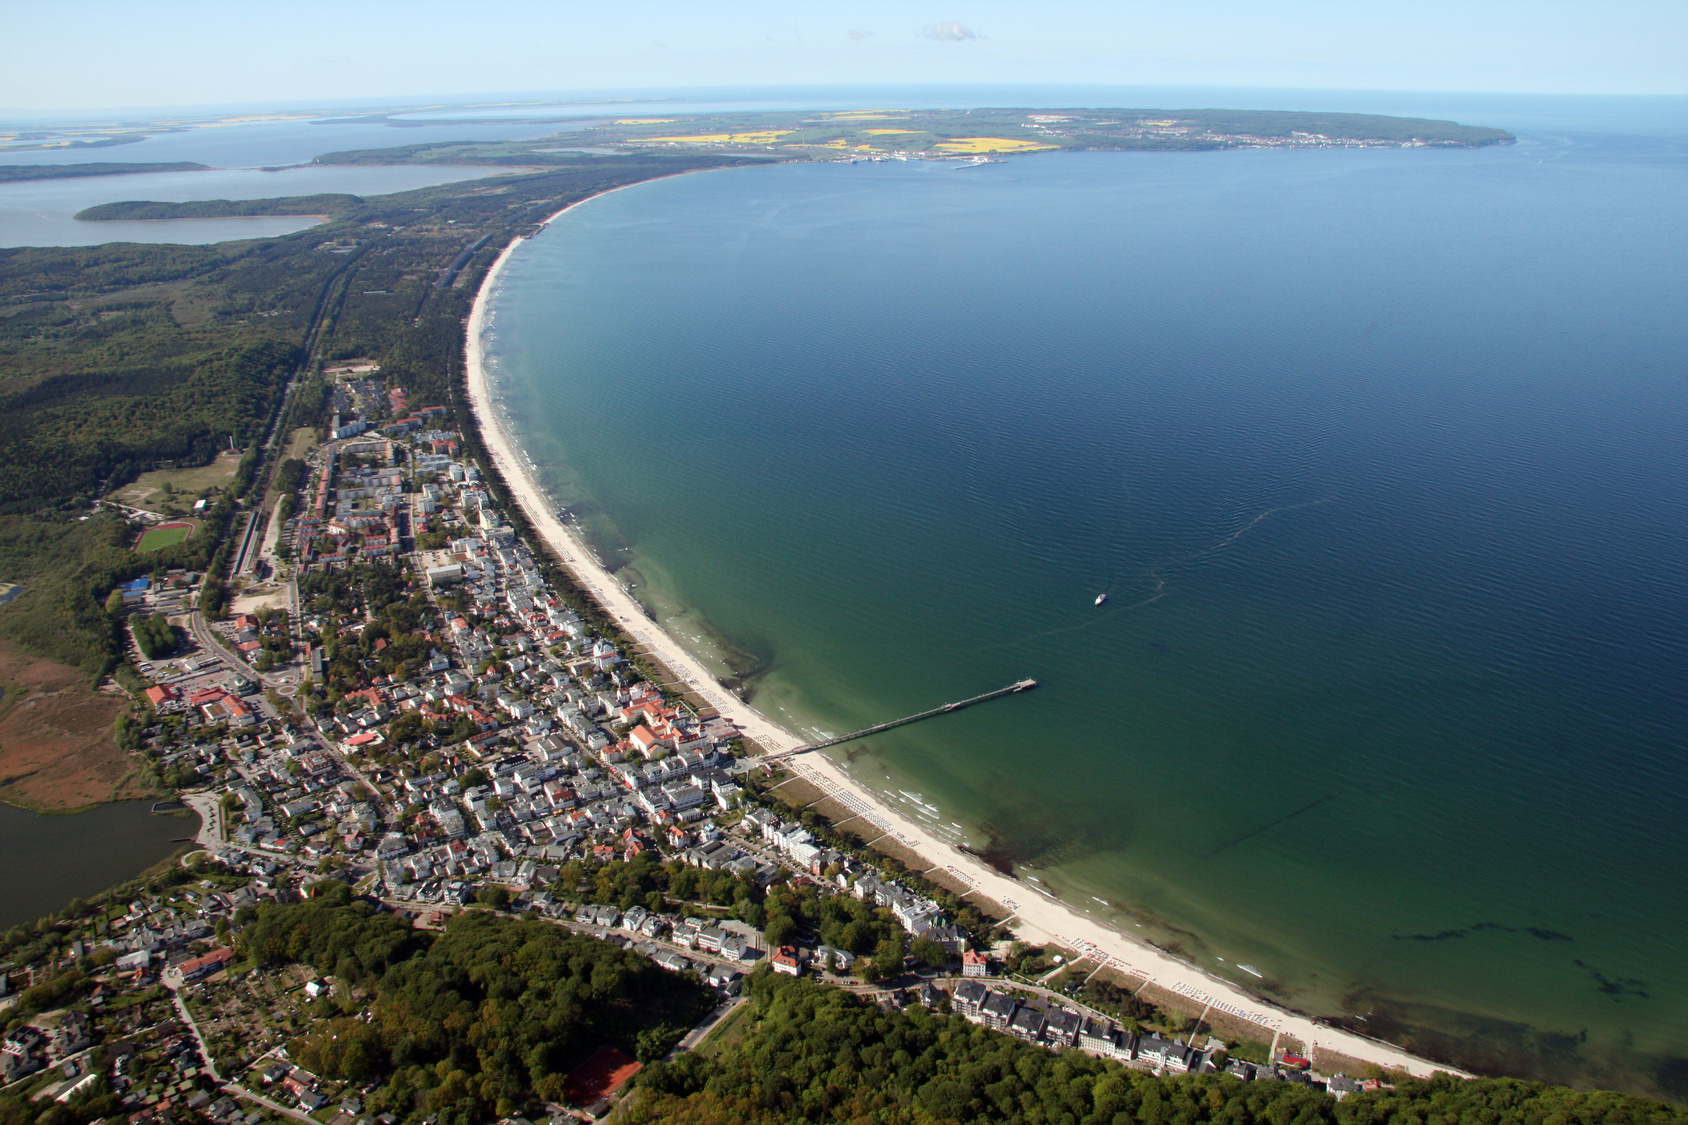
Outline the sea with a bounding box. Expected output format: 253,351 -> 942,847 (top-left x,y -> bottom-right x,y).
4,86 -> 1685,1097
474,91 -> 1688,1097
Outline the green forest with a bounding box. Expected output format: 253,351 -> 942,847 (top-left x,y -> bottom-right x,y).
0,162 -> 208,182
74,194 -> 363,221
129,611 -> 176,659
0,153 -> 742,679
626,974 -> 1688,1125
237,893 -> 712,1122
1,867 -> 1684,1125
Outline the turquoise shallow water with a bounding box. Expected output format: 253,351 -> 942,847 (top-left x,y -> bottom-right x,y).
481,120 -> 1688,1095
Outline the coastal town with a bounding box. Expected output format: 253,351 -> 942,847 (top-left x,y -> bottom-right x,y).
0,362 -> 1393,1124
5,77 -> 1672,1121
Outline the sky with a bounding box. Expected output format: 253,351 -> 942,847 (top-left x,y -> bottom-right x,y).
1,0 -> 1683,112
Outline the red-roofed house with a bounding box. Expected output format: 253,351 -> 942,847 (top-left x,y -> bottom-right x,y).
629,725 -> 667,759
221,698 -> 256,727
179,946 -> 234,982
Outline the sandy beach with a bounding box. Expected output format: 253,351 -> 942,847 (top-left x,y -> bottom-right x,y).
462,191 -> 1463,1079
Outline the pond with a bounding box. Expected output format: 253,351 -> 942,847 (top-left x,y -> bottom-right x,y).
0,799 -> 199,927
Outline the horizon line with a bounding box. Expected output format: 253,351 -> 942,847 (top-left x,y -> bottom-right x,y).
5,82 -> 1686,125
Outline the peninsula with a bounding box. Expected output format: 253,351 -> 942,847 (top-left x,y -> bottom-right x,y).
311,105 -> 1514,166
0,161 -> 209,183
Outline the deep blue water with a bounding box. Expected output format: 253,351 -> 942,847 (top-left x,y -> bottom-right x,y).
484,119 -> 1688,1093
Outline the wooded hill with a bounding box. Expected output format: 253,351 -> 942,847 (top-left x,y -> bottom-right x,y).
626,973 -> 1688,1125
238,893 -> 713,1121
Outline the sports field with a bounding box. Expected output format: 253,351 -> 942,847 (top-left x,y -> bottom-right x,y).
563,1046 -> 641,1106
108,450 -> 240,512
136,521 -> 195,552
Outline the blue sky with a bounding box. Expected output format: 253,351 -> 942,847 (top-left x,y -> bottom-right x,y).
2,0 -> 1683,111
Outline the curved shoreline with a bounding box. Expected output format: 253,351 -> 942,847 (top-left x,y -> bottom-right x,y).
462,182 -> 1465,1080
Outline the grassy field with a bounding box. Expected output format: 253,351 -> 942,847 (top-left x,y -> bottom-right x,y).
646,130 -> 793,144
135,521 -> 195,552
283,426 -> 318,461
109,451 -> 241,512
692,1000 -> 752,1059
934,137 -> 1059,153
0,637 -> 140,810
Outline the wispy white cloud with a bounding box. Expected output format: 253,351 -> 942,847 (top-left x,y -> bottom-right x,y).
922,21 -> 976,42
848,28 -> 874,41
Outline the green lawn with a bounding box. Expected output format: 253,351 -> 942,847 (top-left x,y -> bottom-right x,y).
693,1001 -> 752,1059
136,522 -> 195,552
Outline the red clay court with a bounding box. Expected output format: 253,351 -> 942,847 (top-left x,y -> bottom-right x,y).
563,1046 -> 642,1107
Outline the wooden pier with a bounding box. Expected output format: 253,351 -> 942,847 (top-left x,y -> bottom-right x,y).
749,678 -> 1037,766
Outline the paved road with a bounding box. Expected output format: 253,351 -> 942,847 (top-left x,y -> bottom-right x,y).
224,1082 -> 319,1125
669,996 -> 747,1058
166,986 -> 224,1084
187,607 -> 303,703
187,613 -> 260,683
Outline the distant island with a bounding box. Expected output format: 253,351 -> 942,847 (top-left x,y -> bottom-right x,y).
0,131 -> 151,154
0,161 -> 208,183
74,193 -> 358,221
311,106 -> 1515,166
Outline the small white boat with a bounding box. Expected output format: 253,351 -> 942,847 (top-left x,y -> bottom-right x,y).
1095,594 -> 1108,606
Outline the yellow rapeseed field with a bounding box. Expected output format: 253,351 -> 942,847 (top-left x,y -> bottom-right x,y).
933,137 -> 1059,153
645,131 -> 794,144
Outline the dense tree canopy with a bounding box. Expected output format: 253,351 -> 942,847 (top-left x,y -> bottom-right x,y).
237,897 -> 712,1124
625,974 -> 1688,1125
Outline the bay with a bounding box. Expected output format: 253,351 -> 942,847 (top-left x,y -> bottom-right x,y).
0,163 -> 527,247
483,104 -> 1688,1097
0,116 -> 577,168
0,108 -> 604,247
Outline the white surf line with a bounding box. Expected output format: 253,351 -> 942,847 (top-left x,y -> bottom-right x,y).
462,184 -> 1469,1082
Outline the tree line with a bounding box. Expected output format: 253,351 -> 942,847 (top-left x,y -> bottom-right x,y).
625,973 -> 1686,1125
